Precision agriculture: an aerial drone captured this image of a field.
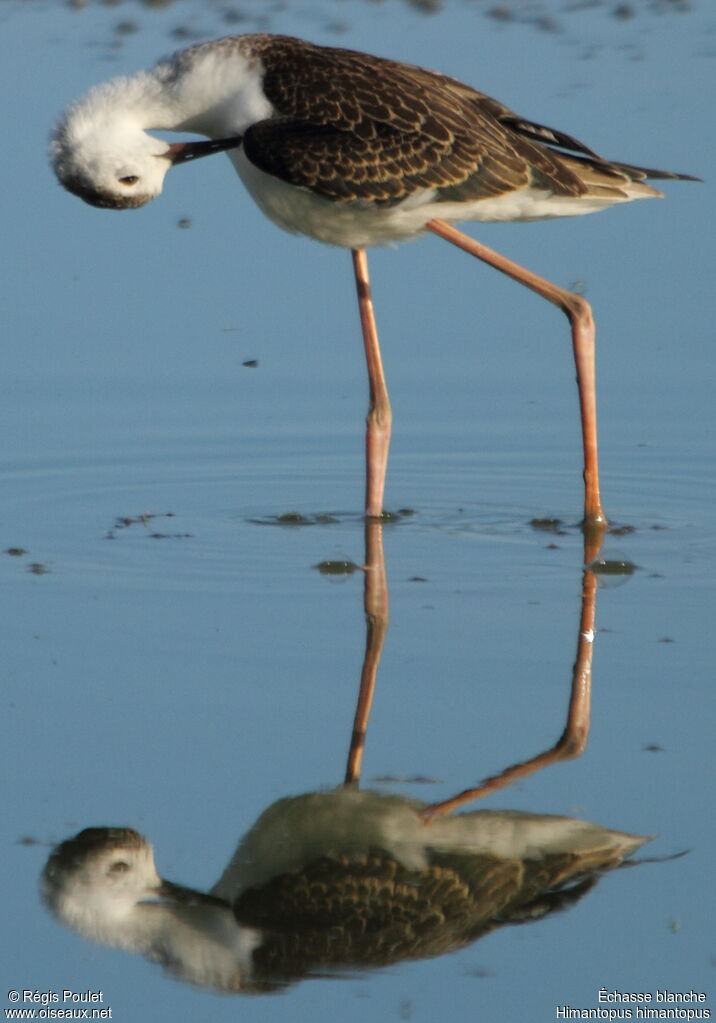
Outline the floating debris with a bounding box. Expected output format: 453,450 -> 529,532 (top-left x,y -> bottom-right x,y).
530,517 -> 568,534
590,555 -> 638,576
250,512 -> 341,527
27,562 -> 50,576
315,560 -> 359,575
105,511 -> 178,540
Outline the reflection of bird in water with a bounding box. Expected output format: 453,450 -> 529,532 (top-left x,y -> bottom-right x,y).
50,33 -> 697,524
43,788 -> 649,993
42,524 -> 635,992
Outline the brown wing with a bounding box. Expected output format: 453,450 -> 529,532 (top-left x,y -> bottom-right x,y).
241,35 -> 593,205
234,841 -> 631,989
235,848 -> 523,987
172,34 -> 695,204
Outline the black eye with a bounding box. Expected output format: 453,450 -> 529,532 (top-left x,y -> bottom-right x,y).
118,175 -> 139,186
108,860 -> 130,874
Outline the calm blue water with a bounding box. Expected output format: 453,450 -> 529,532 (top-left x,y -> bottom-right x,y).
2,1 -> 714,1020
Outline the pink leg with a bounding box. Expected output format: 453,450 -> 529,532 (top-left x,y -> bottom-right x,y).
422,554 -> 597,819
426,219 -> 607,533
352,248 -> 392,519
344,519 -> 389,785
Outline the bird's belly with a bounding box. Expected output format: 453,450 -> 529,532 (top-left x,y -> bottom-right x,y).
232,152 -> 628,248
233,152 -> 435,247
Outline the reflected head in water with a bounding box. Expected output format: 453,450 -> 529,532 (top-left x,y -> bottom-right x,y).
42,826 -> 258,992
42,788 -> 650,994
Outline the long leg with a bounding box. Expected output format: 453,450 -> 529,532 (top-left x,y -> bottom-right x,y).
352,248 -> 392,519
344,519 -> 389,785
425,219 -> 607,533
422,553 -> 598,819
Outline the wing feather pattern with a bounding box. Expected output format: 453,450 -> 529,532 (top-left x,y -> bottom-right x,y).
207,35 -> 696,206
240,36 -> 590,205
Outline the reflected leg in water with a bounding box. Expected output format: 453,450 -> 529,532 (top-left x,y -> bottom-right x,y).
341,520 -> 600,809
421,553 -> 598,819
344,519 -> 389,785
425,219 -> 608,539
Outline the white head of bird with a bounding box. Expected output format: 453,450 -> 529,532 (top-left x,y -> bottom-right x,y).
51,75 -> 166,209
42,827 -> 167,946
50,69 -> 243,210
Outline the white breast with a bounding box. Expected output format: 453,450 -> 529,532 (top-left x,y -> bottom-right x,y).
230,148 -> 635,249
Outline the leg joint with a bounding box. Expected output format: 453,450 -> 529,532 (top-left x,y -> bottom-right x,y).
564,292 -> 594,327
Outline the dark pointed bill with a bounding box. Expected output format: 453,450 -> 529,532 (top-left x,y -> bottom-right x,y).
155,878 -> 229,908
165,136 -> 243,165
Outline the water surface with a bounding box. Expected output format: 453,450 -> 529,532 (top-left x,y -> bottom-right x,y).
2,1 -> 714,1019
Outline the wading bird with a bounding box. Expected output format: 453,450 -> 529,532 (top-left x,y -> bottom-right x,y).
51,34 -> 696,526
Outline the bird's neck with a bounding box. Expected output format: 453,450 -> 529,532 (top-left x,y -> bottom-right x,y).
65,71 -> 176,142
68,46 -> 272,142
145,902 -> 261,990
59,895 -> 260,990
152,47 -> 273,137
